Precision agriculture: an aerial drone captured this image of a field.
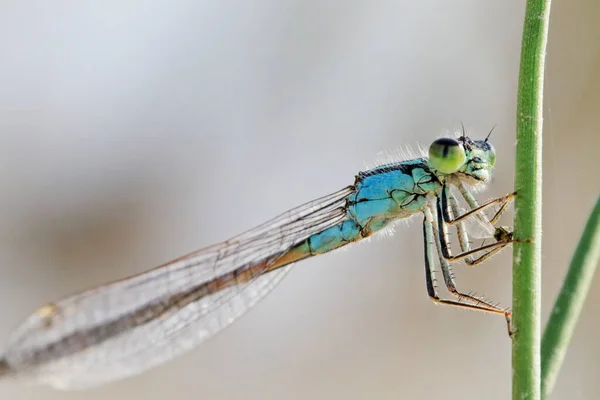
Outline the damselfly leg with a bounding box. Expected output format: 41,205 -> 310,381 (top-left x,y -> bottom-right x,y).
421,186 -> 516,336
441,185 -> 516,265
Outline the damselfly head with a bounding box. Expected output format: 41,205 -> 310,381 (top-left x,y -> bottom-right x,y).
428,135 -> 496,183
459,137 -> 496,182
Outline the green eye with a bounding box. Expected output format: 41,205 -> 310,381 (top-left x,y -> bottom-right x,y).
428,138 -> 466,174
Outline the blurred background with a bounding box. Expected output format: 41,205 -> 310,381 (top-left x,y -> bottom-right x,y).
0,1 -> 598,399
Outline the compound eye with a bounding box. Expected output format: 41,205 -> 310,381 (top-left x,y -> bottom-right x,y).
428,138 -> 466,174
487,143 -> 496,167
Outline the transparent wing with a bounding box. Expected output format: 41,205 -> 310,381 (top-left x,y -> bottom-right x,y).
2,186 -> 354,390
462,212 -> 496,239
448,187 -> 496,239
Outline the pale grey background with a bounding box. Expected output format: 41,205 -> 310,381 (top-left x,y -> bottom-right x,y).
0,1 -> 598,399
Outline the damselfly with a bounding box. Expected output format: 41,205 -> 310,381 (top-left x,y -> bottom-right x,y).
0,133 -> 516,390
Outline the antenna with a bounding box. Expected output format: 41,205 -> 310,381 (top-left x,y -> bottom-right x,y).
485,125 -> 497,142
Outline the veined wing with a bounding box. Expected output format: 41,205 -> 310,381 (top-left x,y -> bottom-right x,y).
462,211 -> 496,239
1,186 -> 354,390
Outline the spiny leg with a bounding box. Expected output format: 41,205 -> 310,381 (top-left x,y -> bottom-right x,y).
454,182 -> 515,227
428,205 -> 506,311
438,185 -> 515,266
442,184 -> 515,227
463,227 -> 515,266
446,190 -> 505,265
436,186 -> 515,335
428,203 -> 462,295
447,191 -> 469,250
421,207 -> 509,317
446,190 -> 475,263
424,204 -> 513,335
436,193 -> 514,263
442,185 -> 515,264
489,195 -> 513,226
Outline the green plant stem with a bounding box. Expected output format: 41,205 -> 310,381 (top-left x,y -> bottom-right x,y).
512,0 -> 551,399
541,193 -> 600,397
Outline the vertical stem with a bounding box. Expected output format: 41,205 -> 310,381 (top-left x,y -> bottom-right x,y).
512,0 -> 551,399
